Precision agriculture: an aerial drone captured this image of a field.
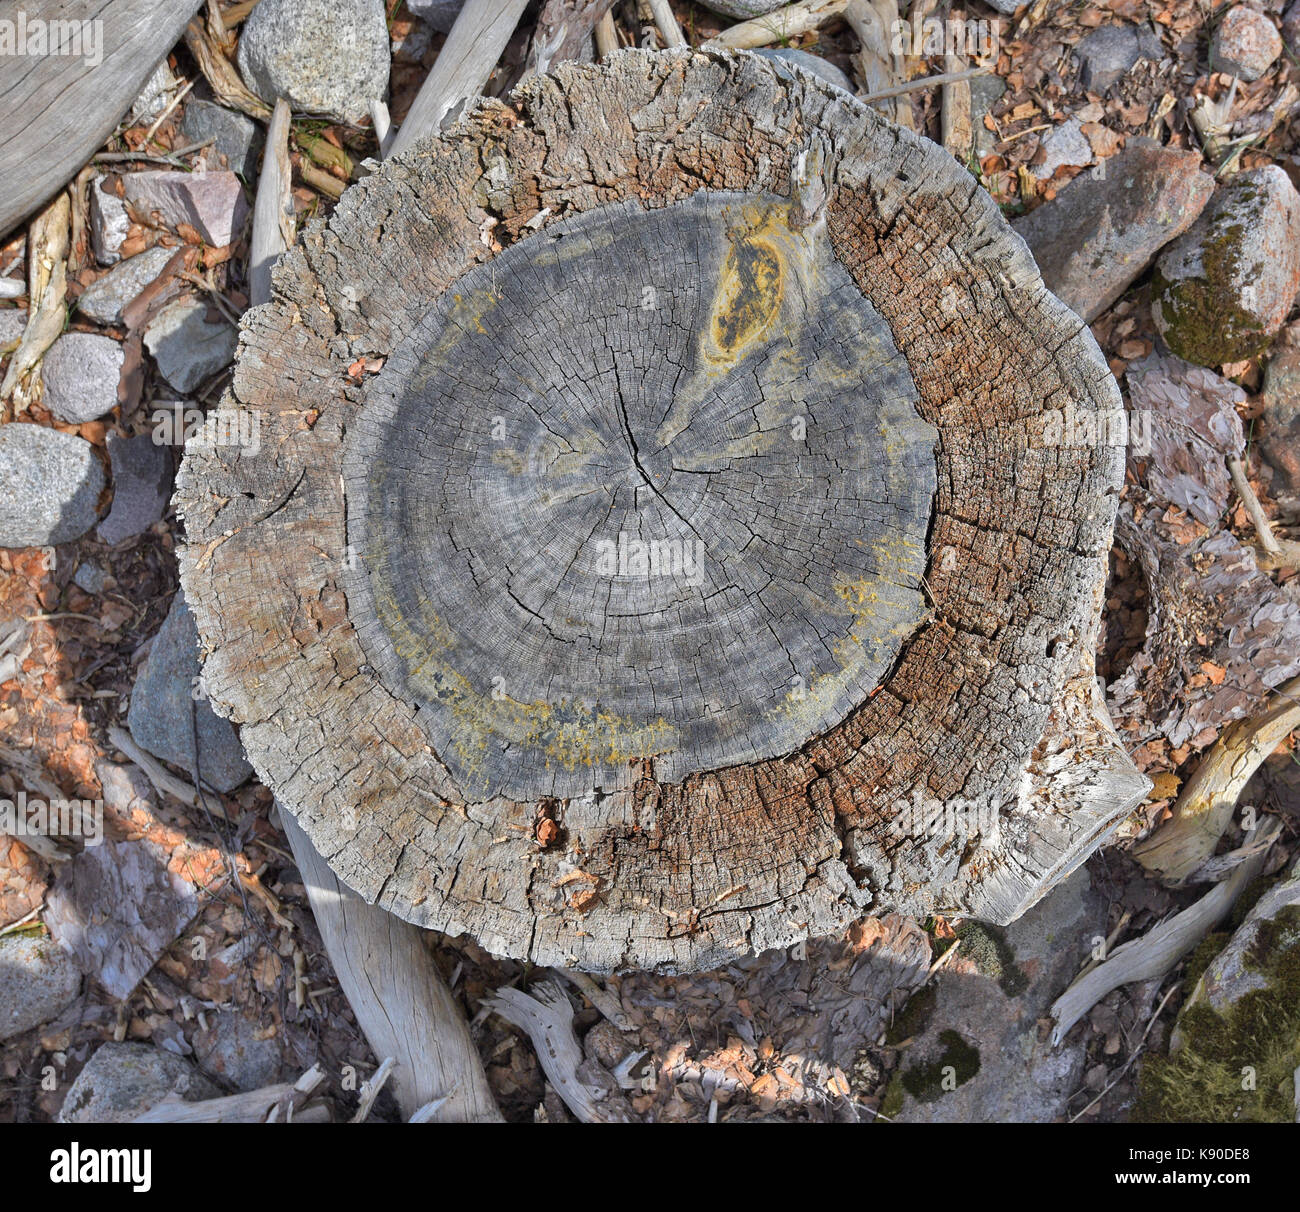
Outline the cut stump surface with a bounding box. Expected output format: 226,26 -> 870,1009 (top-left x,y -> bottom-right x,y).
177,50 -> 1148,971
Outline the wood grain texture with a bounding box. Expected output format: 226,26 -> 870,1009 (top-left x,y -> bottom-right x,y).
176,49 -> 1144,971
342,190 -> 936,800
0,0 -> 204,239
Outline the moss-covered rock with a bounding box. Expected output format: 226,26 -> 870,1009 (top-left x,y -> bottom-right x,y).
1151,166 -> 1300,366
1135,861 -> 1300,1123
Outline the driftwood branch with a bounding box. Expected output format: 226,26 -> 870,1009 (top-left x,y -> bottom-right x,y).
527,0 -> 616,73
182,14 -> 272,121
1133,676 -> 1300,884
249,98 -> 292,310
133,1066 -> 328,1123
486,980 -> 631,1121
278,808 -> 502,1122
1,192 -> 69,415
388,0 -> 531,158
1050,818 -> 1282,1044
703,0 -> 849,51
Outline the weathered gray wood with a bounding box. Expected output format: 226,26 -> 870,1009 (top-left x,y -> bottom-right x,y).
0,0 -> 204,239
249,98 -> 292,310
177,50 -> 1139,972
279,809 -> 502,1122
387,0 -> 530,157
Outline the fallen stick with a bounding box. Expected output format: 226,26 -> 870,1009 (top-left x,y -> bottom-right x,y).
106,723 -> 218,818
134,1066 -> 327,1123
528,0 -> 618,72
1133,676 -> 1300,884
387,0 -> 531,158
940,7 -> 972,162
279,807 -> 503,1122
859,64 -> 991,102
0,195 -> 70,416
249,99 -> 292,309
703,0 -> 849,50
486,979 -> 631,1121
845,0 -> 912,127
646,0 -> 687,47
594,9 -> 621,57
1050,817 -> 1281,1045
349,1055 -> 396,1123
1228,453 -> 1283,557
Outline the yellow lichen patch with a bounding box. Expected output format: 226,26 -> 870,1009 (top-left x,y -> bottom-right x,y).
710,234 -> 783,357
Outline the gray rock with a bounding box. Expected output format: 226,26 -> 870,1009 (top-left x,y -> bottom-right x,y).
698,0 -> 792,18
1031,117 -> 1093,180
40,332 -> 124,424
181,100 -> 265,180
126,591 -> 252,793
45,838 -> 203,1000
194,1012 -> 283,1091
1211,5 -> 1283,82
73,561 -> 109,595
1180,857 -> 1300,1029
59,1042 -> 218,1123
407,0 -> 465,34
1153,165 -> 1300,365
1014,140 -> 1213,322
98,432 -> 173,546
0,934 -> 81,1042
888,869 -> 1105,1123
129,58 -> 178,123
983,0 -> 1028,12
970,74 -> 1006,161
0,424 -> 105,548
1075,24 -> 1164,93
755,48 -> 853,94
0,307 -> 25,351
144,295 -> 238,393
90,176 -> 130,266
123,170 -> 248,248
237,0 -> 391,124
76,246 -> 175,327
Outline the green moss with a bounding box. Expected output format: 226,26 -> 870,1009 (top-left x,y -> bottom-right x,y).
878,1074 -> 906,1120
1182,931 -> 1230,991
1154,183 -> 1274,365
885,983 -> 937,1045
1134,903 -> 1300,1123
1228,876 -> 1272,931
955,921 -> 1029,997
899,1030 -> 981,1104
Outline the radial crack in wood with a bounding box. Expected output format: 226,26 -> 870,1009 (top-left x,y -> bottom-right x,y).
177,49 -> 1138,972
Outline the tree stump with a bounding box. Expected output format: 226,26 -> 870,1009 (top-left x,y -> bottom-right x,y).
177,49 -> 1149,971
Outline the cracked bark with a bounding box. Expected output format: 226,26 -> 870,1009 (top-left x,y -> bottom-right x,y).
177,50 -> 1145,972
